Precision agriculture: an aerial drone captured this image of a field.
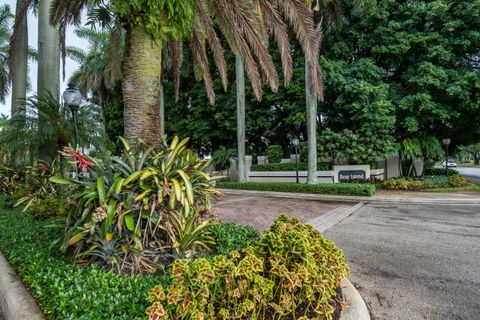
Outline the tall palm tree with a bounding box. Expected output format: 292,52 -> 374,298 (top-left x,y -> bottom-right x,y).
51,0 -> 324,145
10,0 -> 29,116
235,52 -> 246,182
0,5 -> 13,104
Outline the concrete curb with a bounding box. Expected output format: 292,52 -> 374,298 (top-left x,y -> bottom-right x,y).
308,202 -> 366,232
218,188 -> 480,205
0,254 -> 44,320
340,278 -> 371,320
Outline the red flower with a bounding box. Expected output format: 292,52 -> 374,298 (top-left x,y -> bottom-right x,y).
40,164 -> 47,174
61,147 -> 93,172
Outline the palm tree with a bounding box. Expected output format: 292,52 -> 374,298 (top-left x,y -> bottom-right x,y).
51,0 -> 323,145
0,5 -> 13,104
10,0 -> 29,116
235,52 -> 246,182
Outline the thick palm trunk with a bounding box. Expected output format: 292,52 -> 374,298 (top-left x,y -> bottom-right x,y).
38,0 -> 60,162
235,53 -> 246,183
305,59 -> 318,184
11,0 -> 28,117
123,25 -> 162,145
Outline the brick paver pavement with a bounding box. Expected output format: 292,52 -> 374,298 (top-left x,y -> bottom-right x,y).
213,194 -> 351,232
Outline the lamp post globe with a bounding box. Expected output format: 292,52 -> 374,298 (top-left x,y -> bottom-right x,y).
291,136 -> 300,183
63,83 -> 83,148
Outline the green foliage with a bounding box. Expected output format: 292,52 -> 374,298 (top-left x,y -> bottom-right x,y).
25,195 -> 66,219
212,147 -> 236,170
51,136 -> 219,273
420,137 -> 444,169
217,182 -> 376,197
424,168 -> 459,176
209,222 -> 260,256
110,0 -> 195,39
0,4 -> 13,103
266,145 -> 283,164
146,215 -> 349,320
448,175 -> 467,187
0,202 -> 159,319
251,162 -> 332,172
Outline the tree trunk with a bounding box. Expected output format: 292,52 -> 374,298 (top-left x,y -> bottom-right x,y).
305,59 -> 318,184
38,0 -> 60,162
235,53 -> 246,183
159,82 -> 165,136
475,152 -> 480,165
11,0 -> 28,117
123,25 -> 162,145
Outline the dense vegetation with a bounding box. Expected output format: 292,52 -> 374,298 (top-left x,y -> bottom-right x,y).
217,182 -> 376,197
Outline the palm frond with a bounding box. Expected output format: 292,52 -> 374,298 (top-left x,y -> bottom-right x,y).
192,19 -> 215,105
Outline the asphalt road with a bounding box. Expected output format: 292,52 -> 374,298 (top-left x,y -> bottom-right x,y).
456,167 -> 480,184
325,203 -> 480,320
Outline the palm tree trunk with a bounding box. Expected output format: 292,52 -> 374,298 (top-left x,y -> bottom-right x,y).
11,0 -> 28,117
123,25 -> 162,145
159,82 -> 165,136
235,53 -> 246,183
38,0 -> 60,162
305,59 -> 318,184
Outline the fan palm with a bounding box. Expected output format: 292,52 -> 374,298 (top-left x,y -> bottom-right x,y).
51,0 -> 324,145
0,5 -> 13,104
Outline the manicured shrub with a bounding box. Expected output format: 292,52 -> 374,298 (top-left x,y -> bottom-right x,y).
424,168 -> 459,176
0,202 -> 162,319
209,222 -> 260,255
217,181 -> 376,196
146,215 -> 349,320
266,145 -> 283,163
448,175 -> 467,187
251,162 -> 332,171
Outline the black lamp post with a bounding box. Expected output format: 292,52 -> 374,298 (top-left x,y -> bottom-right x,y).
442,138 -> 451,178
291,136 -> 300,183
63,83 -> 83,147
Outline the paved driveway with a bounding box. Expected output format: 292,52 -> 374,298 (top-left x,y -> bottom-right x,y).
325,203 -> 480,320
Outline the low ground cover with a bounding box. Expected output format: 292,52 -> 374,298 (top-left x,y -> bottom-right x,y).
381,174 -> 471,191
217,181 -> 376,196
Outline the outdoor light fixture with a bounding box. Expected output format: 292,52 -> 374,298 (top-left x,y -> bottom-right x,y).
291,136 -> 300,183
63,83 -> 83,151
443,138 -> 451,178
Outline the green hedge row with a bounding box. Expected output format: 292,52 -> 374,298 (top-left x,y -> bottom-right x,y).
251,162 -> 332,171
217,182 -> 376,196
0,197 -> 162,320
424,168 -> 459,176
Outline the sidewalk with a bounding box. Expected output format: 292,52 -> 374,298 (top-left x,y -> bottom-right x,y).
218,188 -> 480,205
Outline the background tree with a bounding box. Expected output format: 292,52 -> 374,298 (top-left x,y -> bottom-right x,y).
10,0 -> 28,116
0,5 -> 13,104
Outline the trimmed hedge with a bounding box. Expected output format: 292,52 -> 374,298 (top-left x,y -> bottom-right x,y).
217,181 -> 376,196
424,168 -> 459,176
266,145 -> 283,163
209,222 -> 260,255
0,197 -> 162,319
251,162 -> 332,171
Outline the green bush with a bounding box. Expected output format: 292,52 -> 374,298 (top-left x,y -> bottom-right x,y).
251,162 -> 332,171
25,195 -> 66,219
217,181 -> 376,196
266,145 -> 283,163
448,175 -> 467,187
0,201 -> 161,319
209,222 -> 260,255
424,168 -> 459,176
146,215 -> 349,320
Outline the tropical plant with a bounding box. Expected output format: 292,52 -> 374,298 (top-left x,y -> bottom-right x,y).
266,145 -> 283,164
399,138 -> 423,177
0,4 -> 13,103
51,0 -> 324,145
0,93 -> 107,163
420,136 -> 444,170
212,147 -> 236,171
51,136 -> 220,274
146,215 -> 349,320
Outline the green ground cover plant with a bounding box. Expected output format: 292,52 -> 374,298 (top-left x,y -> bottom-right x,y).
209,222 -> 260,256
382,175 -> 468,191
146,215 -> 349,320
251,162 -> 332,172
217,182 -> 376,196
0,197 -> 161,319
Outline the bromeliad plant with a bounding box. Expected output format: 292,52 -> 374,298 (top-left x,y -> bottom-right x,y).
51,136 -> 220,274
146,215 -> 349,320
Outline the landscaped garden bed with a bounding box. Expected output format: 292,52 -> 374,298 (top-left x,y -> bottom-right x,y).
0,137 -> 350,320
380,173 -> 480,192
217,181 -> 376,197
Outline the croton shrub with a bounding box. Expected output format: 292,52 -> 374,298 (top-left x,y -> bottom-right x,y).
147,215 -> 349,320
50,136 -> 220,274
